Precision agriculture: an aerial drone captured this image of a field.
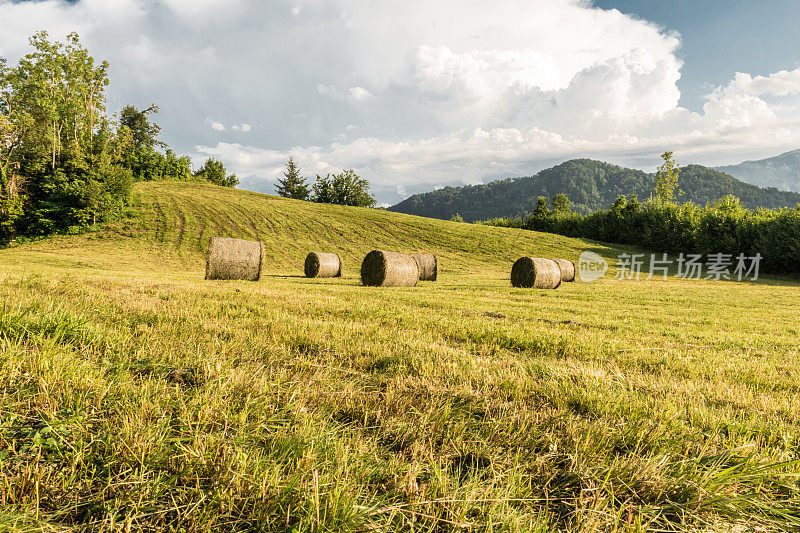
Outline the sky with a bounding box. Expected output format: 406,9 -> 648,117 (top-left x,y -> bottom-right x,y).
2,0 -> 800,205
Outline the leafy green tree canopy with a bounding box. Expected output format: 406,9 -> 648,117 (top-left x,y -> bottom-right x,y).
654,151 -> 682,204
119,104 -> 163,151
532,196 -> 549,218
312,170 -> 375,207
552,193 -> 570,213
0,32 -> 207,242
194,158 -> 238,187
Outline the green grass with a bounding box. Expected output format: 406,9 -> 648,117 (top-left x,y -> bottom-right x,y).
1,182 -> 799,532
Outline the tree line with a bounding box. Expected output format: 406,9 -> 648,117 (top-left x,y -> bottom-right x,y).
275,156 -> 376,207
0,32 -> 236,244
485,153 -> 800,274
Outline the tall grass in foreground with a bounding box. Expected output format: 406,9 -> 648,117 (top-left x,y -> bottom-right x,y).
0,182 -> 799,531
2,270 -> 800,532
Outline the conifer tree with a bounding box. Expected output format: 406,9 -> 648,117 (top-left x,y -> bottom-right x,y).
276,156 -> 310,200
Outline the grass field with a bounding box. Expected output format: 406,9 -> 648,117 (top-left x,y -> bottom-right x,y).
1,182 -> 800,532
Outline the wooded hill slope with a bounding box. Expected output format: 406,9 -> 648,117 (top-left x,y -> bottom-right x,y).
390,159 -> 800,221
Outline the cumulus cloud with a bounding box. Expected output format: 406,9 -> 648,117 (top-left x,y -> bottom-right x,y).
348,87 -> 374,101
2,0 -> 800,203
207,119 -> 226,131
727,69 -> 800,97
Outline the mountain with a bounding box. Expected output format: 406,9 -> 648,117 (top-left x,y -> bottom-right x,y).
389,159 -> 800,222
715,149 -> 800,192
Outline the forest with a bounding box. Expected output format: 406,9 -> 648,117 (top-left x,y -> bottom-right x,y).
390,159 -> 800,222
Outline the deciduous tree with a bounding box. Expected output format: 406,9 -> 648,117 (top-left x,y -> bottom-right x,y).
552,193 -> 570,213
655,151 -> 682,204
312,169 -> 375,207
194,157 -> 237,187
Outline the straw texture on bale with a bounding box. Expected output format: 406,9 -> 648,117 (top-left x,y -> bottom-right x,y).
361,250 -> 419,287
412,254 -> 438,281
205,237 -> 264,281
305,252 -> 342,278
510,257 -> 562,289
553,258 -> 576,282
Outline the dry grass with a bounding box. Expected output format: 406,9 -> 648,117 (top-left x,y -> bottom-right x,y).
1,182 -> 799,532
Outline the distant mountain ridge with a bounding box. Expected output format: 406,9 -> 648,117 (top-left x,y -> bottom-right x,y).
389,158 -> 800,222
715,149 -> 800,192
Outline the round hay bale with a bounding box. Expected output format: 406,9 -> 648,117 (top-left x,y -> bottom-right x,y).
553,258 -> 576,282
412,254 -> 438,281
510,257 -> 562,289
361,250 -> 419,287
305,252 -> 342,278
205,237 -> 264,281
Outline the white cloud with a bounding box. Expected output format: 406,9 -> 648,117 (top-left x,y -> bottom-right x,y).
317,84 -> 339,97
348,87 -> 374,101
207,119 -> 226,131
2,0 -> 800,203
727,69 -> 800,97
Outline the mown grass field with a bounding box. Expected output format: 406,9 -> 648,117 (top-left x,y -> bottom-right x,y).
1,182 -> 800,532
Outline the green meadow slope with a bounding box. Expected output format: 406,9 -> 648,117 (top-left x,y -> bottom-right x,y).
1,182 -> 800,532
2,181 -> 612,277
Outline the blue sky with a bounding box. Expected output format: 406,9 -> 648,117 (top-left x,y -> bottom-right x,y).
1,0 -> 800,203
595,0 -> 800,110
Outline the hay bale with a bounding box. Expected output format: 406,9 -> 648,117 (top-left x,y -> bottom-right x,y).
305,252 -> 342,278
205,237 -> 264,281
361,250 -> 419,287
510,257 -> 562,289
553,259 -> 576,282
412,254 -> 438,281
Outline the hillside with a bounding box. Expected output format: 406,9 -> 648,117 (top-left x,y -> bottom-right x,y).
3,181 -> 604,276
2,183 -> 800,531
389,158 -> 800,222
715,149 -> 800,192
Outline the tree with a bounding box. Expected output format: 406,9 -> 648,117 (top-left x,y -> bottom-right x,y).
0,58 -> 29,243
0,31 -> 135,236
115,104 -> 195,183
532,196 -> 549,218
654,151 -> 682,204
312,169 -> 375,207
275,156 -> 309,200
552,193 -> 570,213
194,157 -> 237,187
119,104 -> 163,152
